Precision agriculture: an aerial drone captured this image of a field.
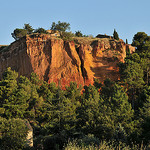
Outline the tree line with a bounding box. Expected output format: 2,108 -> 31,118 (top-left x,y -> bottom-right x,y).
11,21 -> 120,42
11,21 -> 82,41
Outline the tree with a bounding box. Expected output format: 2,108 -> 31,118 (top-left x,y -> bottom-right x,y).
0,67 -> 18,115
132,32 -> 149,51
0,118 -> 28,150
99,82 -> 134,141
113,29 -> 119,40
34,28 -> 48,34
120,60 -> 144,109
139,86 -> 150,143
24,23 -> 34,34
140,58 -> 150,85
76,84 -> 100,135
126,39 -> 128,44
11,28 -> 27,40
75,31 -> 83,37
12,23 -> 34,40
0,68 -> 30,119
51,21 -> 70,32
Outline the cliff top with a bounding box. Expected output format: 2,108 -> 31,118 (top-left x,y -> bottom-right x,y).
0,34 -> 127,55
73,36 -> 124,45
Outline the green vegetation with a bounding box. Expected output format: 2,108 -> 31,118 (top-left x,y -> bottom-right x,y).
113,29 -> 119,40
34,28 -> 48,34
11,21 -> 74,41
50,21 -> 75,41
11,28 -> 28,40
75,31 -> 83,37
2,29 -> 150,149
11,22 -> 121,42
24,24 -> 34,34
0,60 -> 150,149
60,31 -> 74,41
51,21 -> 70,32
64,139 -> 147,150
0,118 -> 28,150
11,24 -> 34,40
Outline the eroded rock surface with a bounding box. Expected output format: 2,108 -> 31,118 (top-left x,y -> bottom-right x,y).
0,34 -> 135,87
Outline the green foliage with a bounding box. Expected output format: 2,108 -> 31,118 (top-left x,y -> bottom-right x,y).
113,29 -> 119,40
64,139 -> 147,150
0,65 -> 150,149
4,31 -> 150,149
122,60 -> 144,88
132,32 -> 149,51
139,86 -> 150,143
65,81 -> 82,100
60,31 -> 74,41
0,118 -> 28,150
24,24 -> 34,34
11,28 -> 27,40
75,31 -> 83,37
77,85 -> 100,134
34,28 -> 48,34
50,21 -> 73,41
118,31 -> 150,144
11,24 -> 34,40
51,21 -> 70,32
93,78 -> 102,90
99,81 -> 134,141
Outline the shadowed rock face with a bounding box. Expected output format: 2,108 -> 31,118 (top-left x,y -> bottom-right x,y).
0,34 -> 135,88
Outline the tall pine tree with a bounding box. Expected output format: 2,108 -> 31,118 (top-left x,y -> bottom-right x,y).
113,29 -> 119,40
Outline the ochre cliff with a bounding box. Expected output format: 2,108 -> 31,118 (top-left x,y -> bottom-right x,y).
0,34 -> 135,88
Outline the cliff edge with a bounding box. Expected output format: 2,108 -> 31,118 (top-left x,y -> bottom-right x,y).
0,34 -> 135,88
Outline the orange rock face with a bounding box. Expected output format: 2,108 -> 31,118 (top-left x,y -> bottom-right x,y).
0,34 -> 135,88
78,38 -> 132,85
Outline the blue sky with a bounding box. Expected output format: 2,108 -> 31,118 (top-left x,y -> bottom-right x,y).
0,0 -> 150,44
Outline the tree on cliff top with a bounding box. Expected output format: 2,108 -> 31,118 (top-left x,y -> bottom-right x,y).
113,29 -> 119,40
12,24 -> 34,40
75,31 -> 83,37
34,28 -> 48,34
24,23 -> 34,34
11,28 -> 27,40
50,21 -> 70,32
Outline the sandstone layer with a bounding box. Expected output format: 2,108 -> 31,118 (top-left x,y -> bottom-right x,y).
0,34 -> 135,88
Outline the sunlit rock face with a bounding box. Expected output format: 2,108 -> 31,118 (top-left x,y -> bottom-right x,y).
0,34 -> 135,88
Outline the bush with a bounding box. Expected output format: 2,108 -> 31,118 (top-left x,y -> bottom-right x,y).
60,31 -> 74,41
34,28 -> 48,34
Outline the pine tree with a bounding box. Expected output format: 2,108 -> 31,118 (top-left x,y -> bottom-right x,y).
140,86 -> 150,143
0,118 -> 28,150
99,82 -> 134,140
113,29 -> 119,40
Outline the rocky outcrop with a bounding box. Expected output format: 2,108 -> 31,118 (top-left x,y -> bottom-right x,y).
77,38 -> 130,85
0,34 -> 135,88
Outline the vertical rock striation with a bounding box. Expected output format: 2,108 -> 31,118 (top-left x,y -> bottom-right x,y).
0,34 -> 135,87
